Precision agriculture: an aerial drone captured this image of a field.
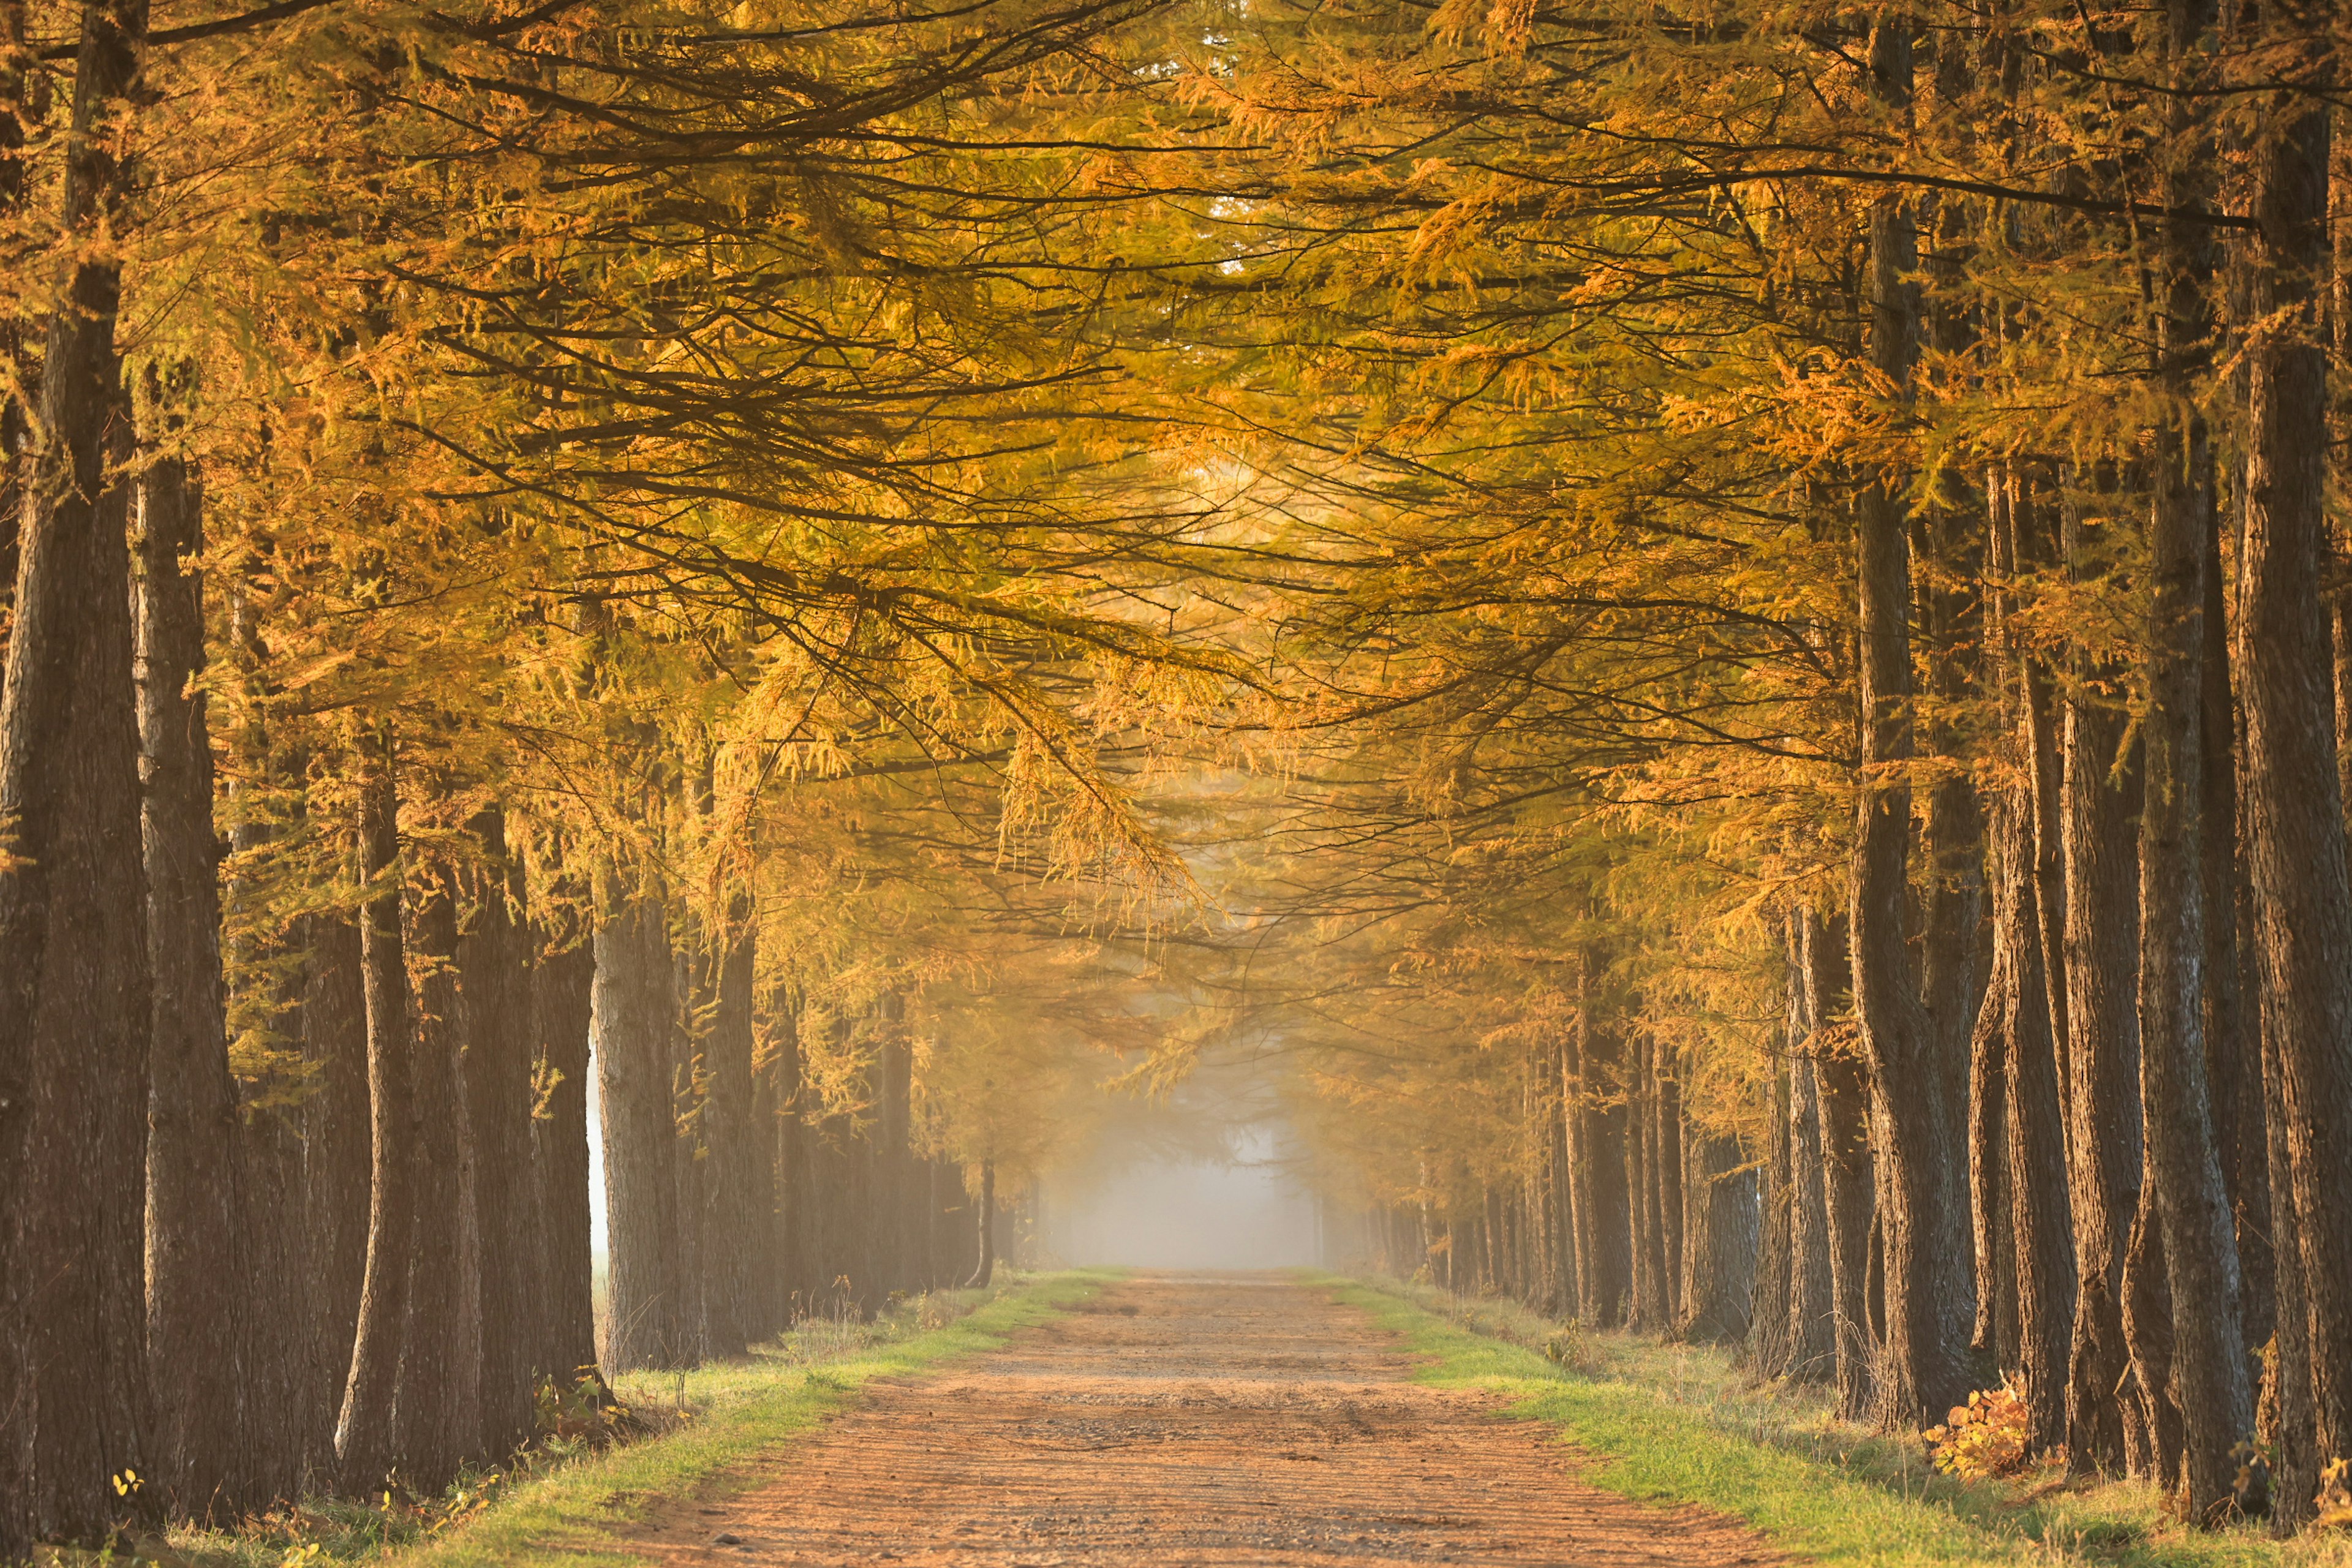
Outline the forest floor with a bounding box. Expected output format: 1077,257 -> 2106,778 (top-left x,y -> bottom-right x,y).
613,1272 -> 1779,1568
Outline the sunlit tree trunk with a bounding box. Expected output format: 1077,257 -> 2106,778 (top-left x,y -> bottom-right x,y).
300,916 -> 370,1480
967,1159 -> 997,1288
402,860 -> 481,1490
597,882 -> 688,1371
336,731 -> 415,1491
0,0 -> 160,1545
2242,46 -> 2352,1521
459,813 -> 541,1460
532,934 -> 599,1388
135,454 -> 251,1516
2060,485 -> 2144,1476
1849,11 -> 1972,1428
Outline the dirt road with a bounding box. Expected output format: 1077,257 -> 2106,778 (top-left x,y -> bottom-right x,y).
636,1274 -> 1777,1567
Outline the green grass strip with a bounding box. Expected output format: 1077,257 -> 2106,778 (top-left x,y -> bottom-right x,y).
1317,1274 -> 2345,1568
396,1268 -> 1115,1568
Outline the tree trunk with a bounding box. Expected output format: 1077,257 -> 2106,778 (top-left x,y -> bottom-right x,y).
300,916 -> 371,1481
2242,54 -> 2352,1496
2203,493 -> 2269,1354
458,813 -> 540,1461
669,924 -> 708,1362
877,999 -> 914,1302
1969,935 -> 2016,1367
2260,1016 -> 2316,1532
700,910 -> 757,1358
1983,467 -> 2074,1454
596,884 -> 688,1371
401,862 -> 481,1491
336,731 -> 415,1491
1675,1123 -> 1757,1345
135,453 -> 250,1516
1749,1047 -> 1795,1376
1547,1038 -> 1577,1316
532,934 -> 600,1389
2119,1173 -> 2184,1485
1849,14 -> 1971,1430
1786,1054 -> 1836,1383
1575,992 -> 1633,1328
769,996 -> 813,1319
968,1159 -> 997,1287
0,0 -> 159,1547
2060,546 -> 2144,1476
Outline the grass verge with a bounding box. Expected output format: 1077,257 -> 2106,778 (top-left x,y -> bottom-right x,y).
173,1268 -> 1115,1568
1319,1273 -> 2351,1568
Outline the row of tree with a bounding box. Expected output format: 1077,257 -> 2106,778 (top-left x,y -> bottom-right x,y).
1175,0 -> 2352,1539
0,0 -> 1174,1549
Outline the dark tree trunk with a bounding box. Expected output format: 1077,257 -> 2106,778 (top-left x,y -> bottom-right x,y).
1627,1039 -> 1667,1330
532,935 -> 599,1388
1749,1047 -> 1795,1376
1850,17 -> 1971,1428
1792,905 -> 1874,1418
1787,1056 -> 1835,1382
1982,470 -> 2073,1454
2060,576 -> 2144,1477
669,925 -> 707,1362
402,864 -> 481,1491
336,733 -> 415,1491
2203,495 -> 2269,1352
2132,7 -> 2257,1518
135,454 -> 249,1516
700,910 -> 757,1358
747,986 -> 783,1335
1655,1059 -> 1684,1322
968,1159 -> 997,1287
1547,1039 -> 1577,1316
2119,1173 -> 2184,1485
1575,992 -> 1633,1328
597,884 -> 688,1370
0,0 -> 158,1547
300,917 -> 371,1481
1676,1123 -> 1757,1345
2242,55 -> 2352,1494
769,997 -> 813,1319
1969,944 -> 2016,1367
2260,1018 -> 2316,1532
877,1000 -> 914,1302
458,814 -> 540,1461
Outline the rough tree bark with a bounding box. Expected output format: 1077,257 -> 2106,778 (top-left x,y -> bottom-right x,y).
1849,10 -> 1973,1429
967,1159 -> 998,1288
597,882 -> 688,1371
701,907 -> 758,1357
2122,0 -> 2257,1518
336,731 -> 415,1491
1574,979 -> 1634,1329
0,0 -> 159,1545
1676,1121 -> 1757,1345
668,923 -> 707,1363
135,454 -> 249,1515
1983,464 -> 2075,1454
458,813 -> 541,1460
401,861 -> 481,1492
1750,1046 -> 1795,1377
2060,493 -> 2144,1477
2242,41 -> 2352,1510
532,933 -> 600,1388
1787,1055 -> 1836,1384
300,917 -> 371,1479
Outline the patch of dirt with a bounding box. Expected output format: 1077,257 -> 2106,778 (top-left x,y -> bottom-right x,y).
630,1273 -> 1782,1567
